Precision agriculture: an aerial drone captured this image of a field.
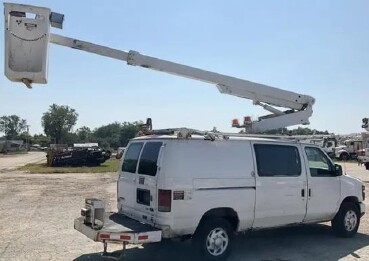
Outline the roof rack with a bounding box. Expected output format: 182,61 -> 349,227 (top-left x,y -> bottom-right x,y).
138,126 -> 334,142
136,118 -> 335,141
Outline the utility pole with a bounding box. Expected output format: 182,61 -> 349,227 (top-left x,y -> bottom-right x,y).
1,120 -> 7,153
26,125 -> 30,152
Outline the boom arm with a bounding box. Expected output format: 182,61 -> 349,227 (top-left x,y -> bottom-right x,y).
4,3 -> 315,133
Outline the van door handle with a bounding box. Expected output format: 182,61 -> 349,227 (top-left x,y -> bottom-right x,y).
309,189 -> 311,197
301,189 -> 305,197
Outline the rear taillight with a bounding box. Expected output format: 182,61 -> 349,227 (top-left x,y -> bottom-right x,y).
158,189 -> 171,212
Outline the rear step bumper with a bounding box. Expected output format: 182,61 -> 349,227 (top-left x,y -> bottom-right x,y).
74,212 -> 162,244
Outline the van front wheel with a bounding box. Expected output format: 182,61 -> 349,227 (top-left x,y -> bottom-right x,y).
332,203 -> 360,237
193,218 -> 233,260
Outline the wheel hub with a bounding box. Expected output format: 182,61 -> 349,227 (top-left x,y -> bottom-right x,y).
344,210 -> 357,232
214,237 -> 223,248
206,227 -> 229,256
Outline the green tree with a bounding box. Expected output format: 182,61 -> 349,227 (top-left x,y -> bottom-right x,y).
77,126 -> 92,142
32,134 -> 51,147
0,115 -> 28,139
92,122 -> 121,149
64,132 -> 80,146
256,127 -> 332,136
119,121 -> 142,146
90,121 -> 143,149
41,104 -> 78,144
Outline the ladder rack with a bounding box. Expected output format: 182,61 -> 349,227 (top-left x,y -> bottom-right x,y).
139,127 -> 333,142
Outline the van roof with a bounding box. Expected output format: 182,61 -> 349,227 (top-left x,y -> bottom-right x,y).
132,134 -> 312,145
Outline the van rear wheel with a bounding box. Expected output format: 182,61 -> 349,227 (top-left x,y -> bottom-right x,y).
332,203 -> 360,237
193,218 -> 233,260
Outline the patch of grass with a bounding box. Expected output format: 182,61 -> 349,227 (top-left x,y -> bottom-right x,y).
18,159 -> 120,173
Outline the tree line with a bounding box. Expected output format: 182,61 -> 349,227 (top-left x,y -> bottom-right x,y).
0,104 -> 143,150
1,104 -> 332,150
259,127 -> 331,136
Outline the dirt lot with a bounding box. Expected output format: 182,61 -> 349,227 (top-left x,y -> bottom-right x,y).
0,162 -> 369,260
0,152 -> 46,172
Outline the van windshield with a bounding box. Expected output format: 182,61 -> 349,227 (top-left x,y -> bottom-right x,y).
122,142 -> 143,173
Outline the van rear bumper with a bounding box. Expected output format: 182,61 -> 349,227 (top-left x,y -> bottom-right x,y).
74,212 -> 162,244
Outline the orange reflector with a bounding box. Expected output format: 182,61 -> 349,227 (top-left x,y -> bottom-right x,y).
244,116 -> 252,123
138,235 -> 148,240
99,234 -> 110,239
120,235 -> 131,240
232,119 -> 239,127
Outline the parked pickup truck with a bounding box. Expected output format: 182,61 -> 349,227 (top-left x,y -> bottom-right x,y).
74,134 -> 365,260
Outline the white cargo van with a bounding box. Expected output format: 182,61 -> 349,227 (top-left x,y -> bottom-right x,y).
75,134 -> 365,260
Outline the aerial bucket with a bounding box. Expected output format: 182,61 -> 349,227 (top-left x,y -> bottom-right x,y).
4,3 -> 63,88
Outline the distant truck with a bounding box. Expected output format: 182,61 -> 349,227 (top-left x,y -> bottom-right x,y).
333,139 -> 364,161
301,137 -> 337,158
357,120 -> 369,169
358,148 -> 369,170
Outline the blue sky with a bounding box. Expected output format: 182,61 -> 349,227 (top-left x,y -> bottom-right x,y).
1,0 -> 368,135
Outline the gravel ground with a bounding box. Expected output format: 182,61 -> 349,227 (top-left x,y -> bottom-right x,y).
0,162 -> 369,261
0,152 -> 46,172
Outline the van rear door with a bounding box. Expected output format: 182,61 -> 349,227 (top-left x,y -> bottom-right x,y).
134,141 -> 163,224
118,141 -> 163,225
118,142 -> 144,220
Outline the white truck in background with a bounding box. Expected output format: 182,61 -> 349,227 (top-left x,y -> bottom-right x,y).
358,118 -> 369,170
298,136 -> 337,158
334,139 -> 365,161
2,3 -> 366,260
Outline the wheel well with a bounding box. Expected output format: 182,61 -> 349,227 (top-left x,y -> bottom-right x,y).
342,196 -> 359,204
341,196 -> 360,209
196,208 -> 239,234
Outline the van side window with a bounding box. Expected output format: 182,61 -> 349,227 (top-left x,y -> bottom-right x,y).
254,144 -> 301,177
304,147 -> 334,177
122,142 -> 143,173
138,142 -> 162,176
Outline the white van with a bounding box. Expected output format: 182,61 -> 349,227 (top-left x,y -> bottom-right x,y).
75,134 -> 365,260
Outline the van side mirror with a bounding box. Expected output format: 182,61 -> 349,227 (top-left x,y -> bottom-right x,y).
334,164 -> 343,176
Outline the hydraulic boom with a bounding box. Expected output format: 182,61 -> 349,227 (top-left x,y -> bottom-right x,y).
3,3 -> 315,133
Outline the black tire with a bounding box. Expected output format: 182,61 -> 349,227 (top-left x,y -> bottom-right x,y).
340,153 -> 350,161
332,203 -> 360,237
193,218 -> 234,260
365,163 -> 369,170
